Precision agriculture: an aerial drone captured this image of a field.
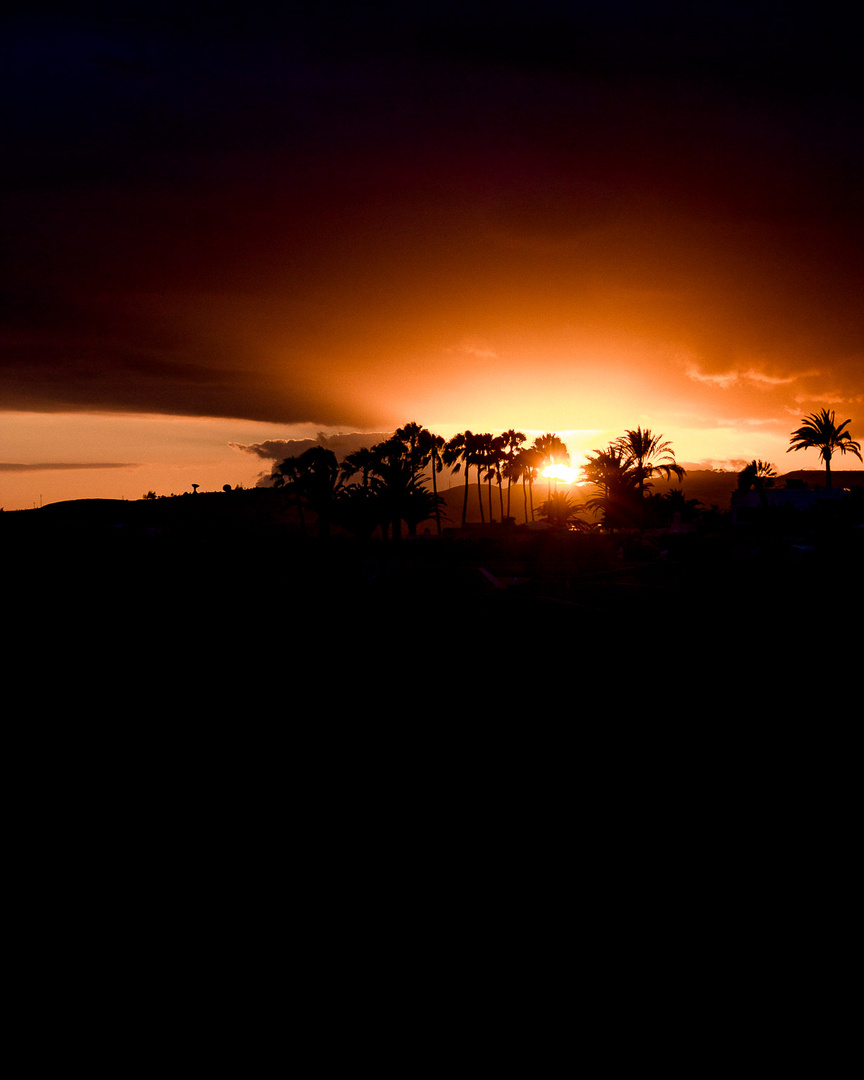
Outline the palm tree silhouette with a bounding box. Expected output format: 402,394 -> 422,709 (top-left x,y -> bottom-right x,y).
332,483 -> 380,539
393,421 -> 428,474
737,460 -> 777,510
582,446 -> 640,529
536,492 -> 590,530
648,488 -> 704,526
613,427 -> 685,498
531,433 -> 570,500
423,430 -> 446,535
512,446 -> 542,522
339,447 -> 378,488
444,431 -> 481,527
272,454 -> 308,532
273,446 -> 342,537
396,422 -> 445,534
471,432 -> 504,522
787,409 -> 862,488
470,432 -> 498,522
500,429 -> 526,520
363,436 -> 443,540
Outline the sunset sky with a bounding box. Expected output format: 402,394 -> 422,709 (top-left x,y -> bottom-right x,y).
2,2 -> 862,508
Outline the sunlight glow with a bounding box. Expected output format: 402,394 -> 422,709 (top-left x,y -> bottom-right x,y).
541,464 -> 580,485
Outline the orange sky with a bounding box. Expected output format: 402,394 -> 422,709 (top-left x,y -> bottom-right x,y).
2,4 -> 862,509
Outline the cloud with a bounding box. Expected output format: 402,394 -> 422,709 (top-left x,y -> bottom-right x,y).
744,371 -> 800,387
685,366 -> 802,390
232,432 -> 399,485
231,432 -> 394,464
1,4 -> 861,441
449,338 -> 499,361
0,462 -> 135,472
793,391 -> 861,407
229,440 -> 312,462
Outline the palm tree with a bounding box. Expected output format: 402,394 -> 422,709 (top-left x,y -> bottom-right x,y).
399,485 -> 447,536
472,432 -> 498,522
581,446 -> 641,529
787,409 -> 862,488
366,437 -> 413,540
410,426 -> 446,535
737,459 -> 777,510
475,433 -> 506,522
531,433 -> 570,500
535,492 -> 590,530
273,446 -> 342,537
444,431 -> 480,527
513,446 -> 542,522
272,454 -> 308,533
502,454 -> 524,523
393,421 -> 429,476
339,447 -> 378,488
646,488 -> 704,527
613,427 -> 685,498
332,483 -> 380,539
500,429 -> 526,520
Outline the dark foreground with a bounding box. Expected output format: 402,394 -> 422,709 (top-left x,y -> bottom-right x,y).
6,491 -> 862,683
5,495 -> 859,976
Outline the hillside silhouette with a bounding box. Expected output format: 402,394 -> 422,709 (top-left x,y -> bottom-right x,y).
5,469 -> 861,678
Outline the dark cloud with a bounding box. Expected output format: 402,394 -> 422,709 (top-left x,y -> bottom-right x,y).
232,431 -> 394,465
0,461 -> 135,471
2,3 -> 862,426
230,431 -> 397,489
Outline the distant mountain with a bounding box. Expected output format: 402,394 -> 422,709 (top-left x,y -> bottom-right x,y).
646,469 -> 863,509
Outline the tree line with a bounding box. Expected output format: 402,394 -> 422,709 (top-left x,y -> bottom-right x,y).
269,409 -> 861,540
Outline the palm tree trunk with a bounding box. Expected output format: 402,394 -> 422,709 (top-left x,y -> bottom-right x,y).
432,456 -> 441,535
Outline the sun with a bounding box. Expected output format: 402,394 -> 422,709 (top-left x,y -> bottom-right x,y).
541,463 -> 581,485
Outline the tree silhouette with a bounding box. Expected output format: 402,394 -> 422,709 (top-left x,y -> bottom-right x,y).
512,446 -> 542,522
399,484 -> 447,536
787,409 -> 862,488
444,431 -> 478,527
500,429 -> 526,520
646,488 -> 704,526
737,460 -> 777,490
536,492 -> 590,530
479,434 -> 505,522
272,454 -> 308,533
613,427 -> 685,498
737,460 -> 777,510
339,447 -> 378,489
582,446 -> 641,529
396,422 -> 445,535
468,432 -> 497,522
363,435 -> 442,540
273,446 -> 342,537
393,421 -> 429,474
423,430 -> 446,535
332,483 -> 381,539
471,432 -> 506,522
531,433 -> 570,501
